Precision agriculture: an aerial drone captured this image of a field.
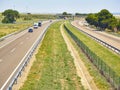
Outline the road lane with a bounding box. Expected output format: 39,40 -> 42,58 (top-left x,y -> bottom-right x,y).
0,21 -> 51,90
72,20 -> 120,50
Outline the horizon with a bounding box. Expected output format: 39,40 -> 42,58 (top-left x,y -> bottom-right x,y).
0,0 -> 119,14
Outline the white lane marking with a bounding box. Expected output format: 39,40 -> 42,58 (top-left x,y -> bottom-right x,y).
20,42 -> 23,45
11,48 -> 16,53
26,37 -> 29,39
0,22 -> 51,90
0,21 -> 48,49
0,31 -> 28,49
0,39 -> 16,49
0,59 -> 2,63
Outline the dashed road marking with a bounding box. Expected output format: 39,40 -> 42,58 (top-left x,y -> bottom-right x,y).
26,37 -> 29,39
20,42 -> 23,45
0,59 -> 2,63
11,48 -> 16,53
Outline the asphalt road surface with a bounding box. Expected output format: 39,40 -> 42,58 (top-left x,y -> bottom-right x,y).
0,21 -> 51,90
72,20 -> 120,50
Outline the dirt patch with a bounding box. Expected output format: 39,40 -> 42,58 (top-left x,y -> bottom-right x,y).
60,24 -> 98,90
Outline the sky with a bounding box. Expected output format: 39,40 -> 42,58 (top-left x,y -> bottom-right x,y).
0,0 -> 119,14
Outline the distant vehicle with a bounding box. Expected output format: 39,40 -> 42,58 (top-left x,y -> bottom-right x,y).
33,23 -> 38,29
28,28 -> 33,32
38,21 -> 42,27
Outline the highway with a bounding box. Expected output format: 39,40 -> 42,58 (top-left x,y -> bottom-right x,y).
0,21 -> 51,90
72,20 -> 120,52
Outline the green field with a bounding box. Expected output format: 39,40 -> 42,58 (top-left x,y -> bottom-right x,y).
63,22 -> 111,89
0,13 -> 56,38
20,21 -> 84,90
0,22 -> 33,38
0,17 -> 39,38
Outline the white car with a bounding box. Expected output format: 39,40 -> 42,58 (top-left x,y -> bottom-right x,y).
33,23 -> 38,29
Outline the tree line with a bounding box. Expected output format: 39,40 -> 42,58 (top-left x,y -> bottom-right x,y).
1,9 -> 57,23
86,9 -> 120,32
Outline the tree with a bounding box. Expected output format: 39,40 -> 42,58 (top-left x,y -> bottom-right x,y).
97,9 -> 114,29
62,12 -> 67,15
2,9 -> 19,23
86,13 -> 98,27
75,13 -> 81,16
117,21 -> 120,31
86,9 -> 118,31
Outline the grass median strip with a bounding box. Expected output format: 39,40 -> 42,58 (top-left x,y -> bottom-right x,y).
20,21 -> 84,90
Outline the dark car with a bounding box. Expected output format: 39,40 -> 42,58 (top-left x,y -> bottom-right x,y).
38,21 -> 42,27
28,28 -> 33,32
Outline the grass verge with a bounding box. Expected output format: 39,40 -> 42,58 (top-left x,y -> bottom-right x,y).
64,21 -> 120,76
0,23 -> 32,37
63,22 -> 112,90
0,19 -> 40,38
20,21 -> 84,90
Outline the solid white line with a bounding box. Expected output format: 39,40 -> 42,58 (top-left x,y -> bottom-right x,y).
0,23 -> 51,90
0,21 -> 49,49
10,48 -> 16,53
0,32 -> 27,49
0,39 -> 36,90
0,39 -> 16,49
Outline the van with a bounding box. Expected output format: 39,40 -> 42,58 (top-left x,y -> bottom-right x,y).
33,23 -> 38,29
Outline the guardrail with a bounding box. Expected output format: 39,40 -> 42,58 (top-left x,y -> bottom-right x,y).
0,26 -> 32,42
0,21 -> 48,42
0,23 -> 51,90
64,24 -> 120,90
71,23 -> 120,55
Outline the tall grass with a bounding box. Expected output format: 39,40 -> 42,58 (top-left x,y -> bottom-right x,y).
65,21 -> 120,76
63,22 -> 112,90
0,23 -> 32,38
0,13 -> 52,38
20,21 -> 84,90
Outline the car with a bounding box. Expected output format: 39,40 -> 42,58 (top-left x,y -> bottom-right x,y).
28,28 -> 33,32
38,21 -> 42,27
33,23 -> 38,29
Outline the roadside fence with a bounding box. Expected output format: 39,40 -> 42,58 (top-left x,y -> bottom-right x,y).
64,24 -> 120,90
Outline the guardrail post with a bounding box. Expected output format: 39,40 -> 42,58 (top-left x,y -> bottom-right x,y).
4,22 -> 51,90
8,87 -> 12,90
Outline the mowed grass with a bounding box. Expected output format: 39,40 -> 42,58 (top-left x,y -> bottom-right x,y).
63,22 -> 111,89
64,21 -> 120,75
20,21 -> 84,90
